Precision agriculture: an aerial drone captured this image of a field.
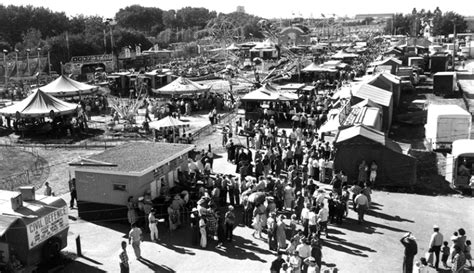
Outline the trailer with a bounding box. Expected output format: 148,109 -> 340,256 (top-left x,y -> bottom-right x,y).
433,72 -> 458,96
446,139 -> 474,190
425,104 -> 472,150
0,187 -> 69,272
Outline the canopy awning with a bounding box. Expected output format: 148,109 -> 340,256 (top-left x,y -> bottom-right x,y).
241,83 -> 299,102
0,89 -> 79,118
149,116 -> 190,130
152,76 -> 210,95
302,63 -> 337,73
32,75 -> 98,97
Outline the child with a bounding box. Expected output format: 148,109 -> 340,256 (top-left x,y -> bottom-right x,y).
441,241 -> 450,268
466,240 -> 472,267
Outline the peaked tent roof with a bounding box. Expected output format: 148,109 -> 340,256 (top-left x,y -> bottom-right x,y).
0,89 -> 79,118
153,76 -> 210,95
33,75 -> 98,97
302,63 -> 337,73
226,43 -> 240,50
331,50 -> 359,59
241,83 -> 299,101
149,116 -> 190,130
353,83 -> 393,107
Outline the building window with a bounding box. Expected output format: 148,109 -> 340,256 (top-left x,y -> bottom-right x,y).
113,184 -> 127,191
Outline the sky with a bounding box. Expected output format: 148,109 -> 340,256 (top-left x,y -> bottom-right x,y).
0,0 -> 470,19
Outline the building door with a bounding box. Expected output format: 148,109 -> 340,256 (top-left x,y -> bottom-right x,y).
150,176 -> 164,199
168,171 -> 174,189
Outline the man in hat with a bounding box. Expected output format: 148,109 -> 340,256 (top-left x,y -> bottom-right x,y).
148,208 -> 159,242
428,225 -> 443,269
303,256 -> 320,273
400,232 -> 418,273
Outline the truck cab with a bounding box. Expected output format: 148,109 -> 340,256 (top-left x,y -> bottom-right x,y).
446,139 -> 474,191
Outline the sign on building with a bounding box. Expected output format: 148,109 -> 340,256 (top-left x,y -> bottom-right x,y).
26,206 -> 69,249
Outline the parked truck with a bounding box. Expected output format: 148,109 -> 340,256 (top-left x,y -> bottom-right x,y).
446,139 -> 474,191
425,104 -> 472,151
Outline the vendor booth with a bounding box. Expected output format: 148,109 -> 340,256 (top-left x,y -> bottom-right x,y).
240,83 -> 300,120
149,116 -> 190,143
367,72 -> 402,107
152,76 -> 210,96
0,187 -> 69,271
69,142 -> 195,221
352,83 -> 393,132
334,125 -> 417,187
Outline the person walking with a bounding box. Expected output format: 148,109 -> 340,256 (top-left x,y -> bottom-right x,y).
119,241 -> 129,273
451,245 -> 466,273
428,225 -> 443,269
128,223 -> 143,260
148,209 -> 159,242
400,232 -> 418,273
354,192 -> 369,224
44,182 -> 52,196
224,205 -> 236,242
69,178 -> 77,209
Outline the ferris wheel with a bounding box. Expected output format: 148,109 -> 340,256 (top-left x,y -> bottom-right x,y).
207,17 -> 241,45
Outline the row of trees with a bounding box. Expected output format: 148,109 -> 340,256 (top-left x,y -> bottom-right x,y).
0,4 -> 265,72
384,7 -> 467,37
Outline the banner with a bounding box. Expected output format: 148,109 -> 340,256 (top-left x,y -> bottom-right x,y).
26,206 -> 69,249
71,54 -> 113,63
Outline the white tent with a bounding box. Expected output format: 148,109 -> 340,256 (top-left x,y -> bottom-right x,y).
152,77 -> 210,95
149,116 -> 189,130
32,75 -> 98,97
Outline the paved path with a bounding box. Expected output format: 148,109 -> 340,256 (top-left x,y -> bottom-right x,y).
60,150 -> 474,272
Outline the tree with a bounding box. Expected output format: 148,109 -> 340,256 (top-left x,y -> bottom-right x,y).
115,5 -> 163,33
176,7 -> 216,29
162,10 -> 177,29
432,11 -> 467,36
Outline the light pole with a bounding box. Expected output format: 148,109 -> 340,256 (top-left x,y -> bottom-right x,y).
26,49 -> 30,76
3,49 -> 7,85
14,49 -> 18,77
452,19 -> 457,71
37,48 -> 41,73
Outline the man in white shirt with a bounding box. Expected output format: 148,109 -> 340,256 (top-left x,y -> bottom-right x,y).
296,239 -> 311,272
428,225 -> 444,269
300,203 -> 311,236
354,192 -> 369,224
308,207 -> 318,236
317,203 -> 329,237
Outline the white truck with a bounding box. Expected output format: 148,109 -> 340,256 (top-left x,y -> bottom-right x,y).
446,139 -> 474,190
425,104 -> 472,150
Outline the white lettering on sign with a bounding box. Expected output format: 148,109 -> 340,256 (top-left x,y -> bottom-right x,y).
26,206 -> 69,249
70,54 -> 113,63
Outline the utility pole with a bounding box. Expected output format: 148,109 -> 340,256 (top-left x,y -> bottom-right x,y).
453,20 -> 457,71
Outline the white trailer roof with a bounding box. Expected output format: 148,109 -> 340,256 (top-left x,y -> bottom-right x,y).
427,104 -> 471,117
452,139 -> 474,158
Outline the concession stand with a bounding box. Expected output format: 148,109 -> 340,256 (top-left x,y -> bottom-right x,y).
69,142 -> 195,222
0,187 -> 69,272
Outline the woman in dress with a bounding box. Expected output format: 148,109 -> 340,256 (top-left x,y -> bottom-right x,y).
369,160 -> 378,185
252,205 -> 263,238
127,196 -> 137,227
276,215 -> 288,250
199,216 -> 207,248
358,160 -> 368,183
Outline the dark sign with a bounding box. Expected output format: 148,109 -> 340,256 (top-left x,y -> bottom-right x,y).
71,54 -> 113,63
